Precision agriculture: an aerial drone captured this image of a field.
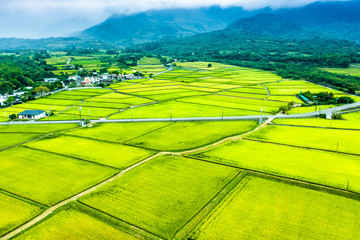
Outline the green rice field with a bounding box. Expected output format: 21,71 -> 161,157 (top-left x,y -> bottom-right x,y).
188,140 -> 360,192
26,135 -> 156,169
0,192 -> 43,236
127,121 -> 257,151
0,147 -> 117,205
246,125 -> 360,154
2,61 -> 360,239
13,208 -> 138,240
194,176 -> 360,240
79,155 -> 240,239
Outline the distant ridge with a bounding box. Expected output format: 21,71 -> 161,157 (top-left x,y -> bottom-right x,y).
75,0 -> 360,46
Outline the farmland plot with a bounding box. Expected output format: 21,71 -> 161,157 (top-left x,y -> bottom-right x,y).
188,140 -> 360,192
0,192 -> 43,237
194,177 -> 360,240
80,155 -> 240,239
0,133 -> 42,150
67,122 -> 171,143
26,135 -> 156,169
108,101 -> 255,119
13,208 -> 138,240
0,147 -> 117,205
246,125 -> 360,155
127,121 -> 257,151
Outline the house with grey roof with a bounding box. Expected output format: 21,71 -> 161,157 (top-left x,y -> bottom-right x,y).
18,110 -> 46,120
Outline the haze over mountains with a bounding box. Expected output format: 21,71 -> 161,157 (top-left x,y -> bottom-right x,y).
76,0 -> 360,46
1,0 -> 360,49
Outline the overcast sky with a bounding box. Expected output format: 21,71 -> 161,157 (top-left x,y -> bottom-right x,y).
0,0 -> 346,38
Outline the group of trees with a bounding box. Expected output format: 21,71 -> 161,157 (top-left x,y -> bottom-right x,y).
300,91 -> 354,105
0,53 -> 58,95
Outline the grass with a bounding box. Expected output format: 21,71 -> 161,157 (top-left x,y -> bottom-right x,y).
28,98 -> 80,106
178,95 -> 284,112
67,122 -> 171,142
127,121 -> 257,151
194,176 -> 360,240
86,96 -> 155,106
246,125 -> 360,155
0,124 -> 77,133
273,111 -> 360,129
138,57 -> 161,65
26,135 -> 156,169
13,208 -> 138,240
79,155 -> 240,239
188,140 -> 360,193
58,106 -> 120,118
322,67 -> 360,77
0,192 -> 43,237
108,101 -> 259,119
288,105 -> 335,114
0,133 -> 42,150
0,147 -> 117,205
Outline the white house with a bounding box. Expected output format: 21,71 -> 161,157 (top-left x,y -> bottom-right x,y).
18,110 -> 46,120
44,78 -> 59,83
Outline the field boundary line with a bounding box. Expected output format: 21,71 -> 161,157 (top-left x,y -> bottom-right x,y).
22,146 -> 121,170
122,122 -> 176,143
75,202 -> 164,240
185,155 -> 360,199
59,133 -> 160,152
188,176 -> 251,239
0,152 -> 166,240
173,171 -> 247,240
175,99 -> 265,112
0,124 -> 82,152
243,138 -> 360,157
0,189 -> 48,209
272,123 -> 360,131
178,115 -> 275,155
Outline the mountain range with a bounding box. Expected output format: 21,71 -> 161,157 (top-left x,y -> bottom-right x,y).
1,0 -> 360,50
76,0 -> 360,46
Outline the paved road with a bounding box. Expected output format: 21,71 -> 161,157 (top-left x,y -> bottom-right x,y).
1,102 -> 359,125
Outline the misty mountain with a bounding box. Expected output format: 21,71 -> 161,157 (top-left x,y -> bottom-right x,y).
227,14 -> 303,37
0,37 -> 114,50
76,0 -> 360,46
76,6 -> 265,46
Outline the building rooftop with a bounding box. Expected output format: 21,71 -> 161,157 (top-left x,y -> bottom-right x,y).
18,110 -> 46,115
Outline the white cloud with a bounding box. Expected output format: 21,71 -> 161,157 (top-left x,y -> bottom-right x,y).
0,0 -> 347,38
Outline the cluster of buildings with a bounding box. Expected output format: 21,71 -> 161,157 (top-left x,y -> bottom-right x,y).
67,73 -> 142,86
0,87 -> 33,107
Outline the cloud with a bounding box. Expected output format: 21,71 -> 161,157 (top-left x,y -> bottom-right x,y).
0,0 -> 347,38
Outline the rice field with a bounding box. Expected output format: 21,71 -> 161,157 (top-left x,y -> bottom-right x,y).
2,61 -> 359,239
188,140 -> 360,192
0,192 -> 43,237
0,147 -> 117,205
194,176 -> 360,240
13,208 -> 138,240
79,155 -> 240,239
26,135 -> 156,169
127,121 -> 257,151
246,125 -> 360,155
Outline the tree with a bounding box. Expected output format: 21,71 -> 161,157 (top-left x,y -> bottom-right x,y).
208,63 -> 212,68
34,86 -> 50,96
9,114 -> 16,120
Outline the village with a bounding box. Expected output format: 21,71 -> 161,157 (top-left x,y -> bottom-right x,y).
0,72 -> 142,107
